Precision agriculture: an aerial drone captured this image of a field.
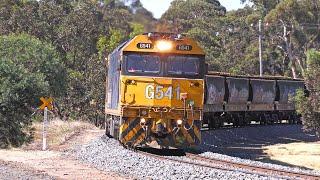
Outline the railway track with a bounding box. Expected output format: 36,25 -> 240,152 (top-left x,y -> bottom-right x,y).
186,153 -> 320,180
137,150 -> 320,179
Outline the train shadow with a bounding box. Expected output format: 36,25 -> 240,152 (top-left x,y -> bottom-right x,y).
199,124 -> 319,169
136,147 -> 186,156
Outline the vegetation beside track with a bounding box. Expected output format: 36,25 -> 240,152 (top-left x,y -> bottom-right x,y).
24,119 -> 96,150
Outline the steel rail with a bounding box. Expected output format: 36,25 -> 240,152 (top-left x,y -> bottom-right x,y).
185,153 -> 320,180
136,150 -> 286,179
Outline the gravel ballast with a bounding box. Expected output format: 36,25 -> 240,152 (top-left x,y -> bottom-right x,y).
75,136 -> 275,180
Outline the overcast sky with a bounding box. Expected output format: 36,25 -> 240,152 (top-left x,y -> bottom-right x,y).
140,0 -> 250,19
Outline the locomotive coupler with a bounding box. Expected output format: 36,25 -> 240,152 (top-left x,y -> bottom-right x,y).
153,119 -> 168,138
140,118 -> 152,141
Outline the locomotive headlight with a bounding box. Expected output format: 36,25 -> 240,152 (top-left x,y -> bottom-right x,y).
156,40 -> 172,51
177,119 -> 183,125
140,118 -> 146,124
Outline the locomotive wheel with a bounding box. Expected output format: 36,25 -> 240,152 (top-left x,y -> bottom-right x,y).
217,118 -> 223,128
105,115 -> 112,138
209,118 -> 216,129
109,115 -> 120,140
288,115 -> 294,124
260,116 -> 266,125
238,115 -> 245,127
214,118 -> 221,128
296,116 -> 302,124
233,119 -> 239,127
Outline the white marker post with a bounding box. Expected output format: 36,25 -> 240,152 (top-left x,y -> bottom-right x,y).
42,107 -> 48,151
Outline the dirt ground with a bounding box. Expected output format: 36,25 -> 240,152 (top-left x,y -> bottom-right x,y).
263,142 -> 320,170
200,124 -> 320,170
0,122 -> 127,180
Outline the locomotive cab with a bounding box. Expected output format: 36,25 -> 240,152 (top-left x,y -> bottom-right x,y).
105,33 -> 205,149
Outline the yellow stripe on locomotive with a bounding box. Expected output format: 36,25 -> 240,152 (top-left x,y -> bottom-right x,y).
105,32 -> 205,149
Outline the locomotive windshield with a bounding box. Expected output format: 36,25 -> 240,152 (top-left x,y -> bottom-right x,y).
124,53 -> 203,78
126,54 -> 160,73
167,56 -> 199,75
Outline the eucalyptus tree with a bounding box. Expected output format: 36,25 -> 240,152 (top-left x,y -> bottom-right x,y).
265,0 -> 320,78
159,0 -> 226,70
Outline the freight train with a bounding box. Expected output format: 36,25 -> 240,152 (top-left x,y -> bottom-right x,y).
203,73 -> 304,129
105,32 -> 304,149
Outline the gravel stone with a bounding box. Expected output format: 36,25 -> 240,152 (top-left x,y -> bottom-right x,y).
75,136 -> 275,179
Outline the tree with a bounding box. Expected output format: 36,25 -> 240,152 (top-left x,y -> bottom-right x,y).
213,7 -> 263,74
0,0 -> 155,124
0,34 -> 66,148
296,50 -> 320,137
160,0 -> 226,69
241,0 -> 280,15
265,0 -> 320,78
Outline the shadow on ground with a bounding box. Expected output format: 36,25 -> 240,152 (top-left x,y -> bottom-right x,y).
200,124 -> 319,168
136,147 -> 186,156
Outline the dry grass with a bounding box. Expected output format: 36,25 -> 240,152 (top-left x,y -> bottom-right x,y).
24,119 -> 97,150
264,142 -> 320,170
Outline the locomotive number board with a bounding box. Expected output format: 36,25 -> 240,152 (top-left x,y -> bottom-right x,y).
176,44 -> 193,51
137,43 -> 153,49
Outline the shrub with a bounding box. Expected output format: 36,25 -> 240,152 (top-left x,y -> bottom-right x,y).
0,34 -> 66,148
295,50 -> 320,137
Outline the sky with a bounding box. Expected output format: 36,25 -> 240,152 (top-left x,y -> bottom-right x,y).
140,0 -> 251,19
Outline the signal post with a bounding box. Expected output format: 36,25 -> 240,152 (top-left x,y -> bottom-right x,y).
39,97 -> 53,151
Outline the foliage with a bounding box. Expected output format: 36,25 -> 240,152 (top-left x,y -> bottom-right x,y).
129,23 -> 144,39
159,0 -> 320,77
263,0 -> 320,78
0,34 -> 65,148
160,0 -> 226,69
295,50 -> 320,137
0,0 -> 154,147
0,0 -> 139,121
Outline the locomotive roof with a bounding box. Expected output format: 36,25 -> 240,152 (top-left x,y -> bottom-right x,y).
119,32 -> 205,55
207,71 -> 304,81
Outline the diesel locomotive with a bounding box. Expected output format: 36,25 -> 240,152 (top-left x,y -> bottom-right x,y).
105,32 -> 205,148
105,32 -> 304,149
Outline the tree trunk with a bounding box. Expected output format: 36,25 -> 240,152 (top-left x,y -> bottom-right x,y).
282,21 -> 297,79
287,44 -> 297,78
296,57 -> 305,77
